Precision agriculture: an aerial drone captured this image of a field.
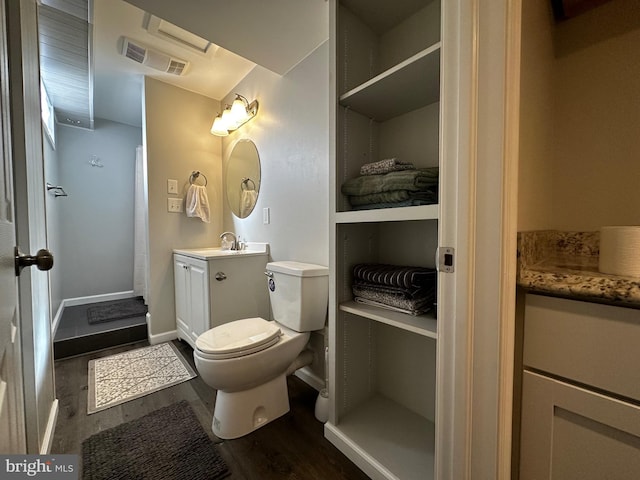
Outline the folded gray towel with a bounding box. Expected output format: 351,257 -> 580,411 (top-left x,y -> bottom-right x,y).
360,158 -> 415,176
341,168 -> 439,196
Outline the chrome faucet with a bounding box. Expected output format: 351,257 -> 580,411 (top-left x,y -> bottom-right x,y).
220,231 -> 238,250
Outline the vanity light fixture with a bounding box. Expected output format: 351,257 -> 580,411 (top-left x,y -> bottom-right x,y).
210,94 -> 259,136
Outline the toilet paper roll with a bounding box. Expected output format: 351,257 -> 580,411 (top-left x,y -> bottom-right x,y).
598,226 -> 640,277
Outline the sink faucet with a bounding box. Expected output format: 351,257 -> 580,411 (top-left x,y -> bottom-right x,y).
220,231 -> 238,250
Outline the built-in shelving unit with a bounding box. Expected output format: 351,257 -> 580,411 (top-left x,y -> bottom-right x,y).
327,0 -> 445,478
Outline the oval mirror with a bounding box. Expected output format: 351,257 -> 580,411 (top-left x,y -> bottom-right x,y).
226,139 -> 261,218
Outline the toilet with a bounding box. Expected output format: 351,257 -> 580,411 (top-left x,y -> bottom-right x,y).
193,260 -> 329,439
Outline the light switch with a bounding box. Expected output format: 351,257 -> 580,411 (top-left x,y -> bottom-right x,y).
168,198 -> 183,213
263,207 -> 270,224
167,179 -> 178,194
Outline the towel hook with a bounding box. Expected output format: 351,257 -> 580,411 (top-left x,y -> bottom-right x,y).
46,182 -> 68,197
241,177 -> 256,191
190,171 -> 208,186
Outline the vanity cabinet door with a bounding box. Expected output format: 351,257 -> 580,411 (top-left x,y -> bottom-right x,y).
187,260 -> 209,341
520,371 -> 640,480
174,255 -> 210,346
174,256 -> 190,341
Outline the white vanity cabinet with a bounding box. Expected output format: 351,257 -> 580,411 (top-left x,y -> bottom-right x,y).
327,1 -> 453,478
173,249 -> 270,349
520,294 -> 640,480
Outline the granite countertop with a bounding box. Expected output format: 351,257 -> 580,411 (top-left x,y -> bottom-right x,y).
517,230 -> 640,308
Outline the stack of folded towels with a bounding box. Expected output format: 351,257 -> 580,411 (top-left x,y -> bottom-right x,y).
341,158 -> 439,210
352,263 -> 436,316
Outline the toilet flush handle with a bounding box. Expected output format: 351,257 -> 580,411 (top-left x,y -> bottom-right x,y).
215,272 -> 227,281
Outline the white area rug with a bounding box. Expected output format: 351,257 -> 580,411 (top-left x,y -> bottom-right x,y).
88,342 -> 196,414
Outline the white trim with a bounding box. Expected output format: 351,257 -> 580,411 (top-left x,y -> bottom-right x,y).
294,366 -> 324,392
51,300 -> 64,338
39,399 -> 58,454
498,0 -> 522,477
63,290 -> 136,307
148,327 -> 177,345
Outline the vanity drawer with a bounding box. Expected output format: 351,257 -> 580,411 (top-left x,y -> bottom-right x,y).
523,294 -> 640,402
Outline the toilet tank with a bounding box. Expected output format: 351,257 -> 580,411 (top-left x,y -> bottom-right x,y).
266,261 -> 329,332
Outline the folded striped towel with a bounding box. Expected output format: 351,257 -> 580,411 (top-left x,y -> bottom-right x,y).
352,264 -> 436,290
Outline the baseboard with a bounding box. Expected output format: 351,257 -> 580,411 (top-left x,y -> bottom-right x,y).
294,366 -> 324,392
148,328 -> 178,345
63,290 -> 136,308
40,399 -> 59,454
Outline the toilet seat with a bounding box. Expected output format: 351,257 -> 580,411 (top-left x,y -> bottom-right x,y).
195,317 -> 282,360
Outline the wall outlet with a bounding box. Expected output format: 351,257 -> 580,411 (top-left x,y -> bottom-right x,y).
168,198 -> 183,213
167,179 -> 178,194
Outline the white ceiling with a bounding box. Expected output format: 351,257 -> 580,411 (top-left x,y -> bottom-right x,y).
42,0 -> 329,129
92,0 -> 257,127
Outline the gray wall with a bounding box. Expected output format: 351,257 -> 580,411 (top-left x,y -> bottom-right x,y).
56,119 -> 142,299
144,77 -> 223,340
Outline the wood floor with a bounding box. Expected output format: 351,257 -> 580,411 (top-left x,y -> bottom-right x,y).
52,340 -> 370,480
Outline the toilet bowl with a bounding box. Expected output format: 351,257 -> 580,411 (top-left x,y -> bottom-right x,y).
193,261 -> 328,439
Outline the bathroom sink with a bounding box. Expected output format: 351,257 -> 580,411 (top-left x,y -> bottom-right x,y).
173,242 -> 269,260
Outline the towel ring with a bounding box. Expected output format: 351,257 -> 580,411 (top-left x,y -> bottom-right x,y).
190,171 -> 208,186
241,177 -> 256,191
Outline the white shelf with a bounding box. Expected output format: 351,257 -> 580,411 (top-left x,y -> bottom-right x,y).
340,301 -> 437,339
339,43 -> 441,121
325,395 -> 435,480
335,204 -> 439,224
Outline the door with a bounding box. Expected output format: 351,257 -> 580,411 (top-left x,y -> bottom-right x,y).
1,0 -> 56,454
0,0 -> 25,454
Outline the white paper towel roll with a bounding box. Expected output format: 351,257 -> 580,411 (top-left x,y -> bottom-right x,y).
598,226 -> 640,277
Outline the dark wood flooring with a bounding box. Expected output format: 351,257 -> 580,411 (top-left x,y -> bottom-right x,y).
52,340 -> 370,480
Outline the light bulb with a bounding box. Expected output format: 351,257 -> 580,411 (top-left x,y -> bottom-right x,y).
221,107 -> 238,130
230,96 -> 249,126
210,116 -> 228,136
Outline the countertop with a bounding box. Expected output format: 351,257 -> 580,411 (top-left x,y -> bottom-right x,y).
517,230 -> 640,308
173,242 -> 269,260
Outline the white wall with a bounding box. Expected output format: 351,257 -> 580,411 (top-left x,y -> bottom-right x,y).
56,119 -> 142,299
219,42 -> 330,384
144,77 -> 223,339
221,42 -> 330,267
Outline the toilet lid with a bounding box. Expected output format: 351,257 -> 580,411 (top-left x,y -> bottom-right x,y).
196,317 -> 282,359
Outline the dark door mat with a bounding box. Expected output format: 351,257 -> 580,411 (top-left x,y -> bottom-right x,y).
87,296 -> 148,324
82,400 -> 230,480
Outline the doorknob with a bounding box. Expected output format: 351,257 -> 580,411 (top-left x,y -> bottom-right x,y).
15,247 -> 54,276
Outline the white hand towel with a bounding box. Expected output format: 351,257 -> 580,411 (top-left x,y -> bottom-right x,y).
240,189 -> 257,218
186,184 -> 210,223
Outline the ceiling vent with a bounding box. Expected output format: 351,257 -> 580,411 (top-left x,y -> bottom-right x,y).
121,37 -> 189,76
